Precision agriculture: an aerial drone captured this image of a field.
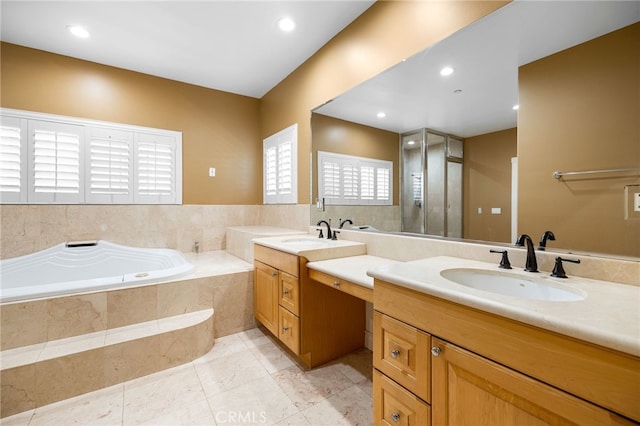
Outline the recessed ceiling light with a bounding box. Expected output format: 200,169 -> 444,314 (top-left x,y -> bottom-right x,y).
377,112 -> 386,119
512,104 -> 520,110
66,25 -> 90,39
278,17 -> 296,32
440,66 -> 454,76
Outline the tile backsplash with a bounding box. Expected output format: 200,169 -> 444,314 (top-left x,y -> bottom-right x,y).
0,204 -> 309,259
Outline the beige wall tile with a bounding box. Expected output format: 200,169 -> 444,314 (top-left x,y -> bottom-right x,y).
0,364 -> 36,418
104,336 -> 160,386
0,300 -> 47,350
211,273 -> 255,337
107,286 -> 157,329
46,294 -> 107,341
34,348 -> 105,407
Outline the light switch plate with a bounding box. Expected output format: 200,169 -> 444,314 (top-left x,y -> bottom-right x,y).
209,167 -> 216,177
624,185 -> 640,220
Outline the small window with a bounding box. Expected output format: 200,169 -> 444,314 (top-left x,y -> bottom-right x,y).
318,151 -> 393,206
263,124 -> 297,204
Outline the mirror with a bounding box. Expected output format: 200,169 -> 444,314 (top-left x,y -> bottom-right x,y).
311,1 -> 640,258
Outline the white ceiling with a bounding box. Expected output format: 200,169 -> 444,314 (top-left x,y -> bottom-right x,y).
314,1 -> 640,138
0,1 -> 375,98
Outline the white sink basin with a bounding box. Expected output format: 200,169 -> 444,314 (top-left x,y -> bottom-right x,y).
281,238 -> 331,248
440,268 -> 585,301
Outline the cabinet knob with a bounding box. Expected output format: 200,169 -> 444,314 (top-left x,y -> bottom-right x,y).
333,281 -> 340,288
283,289 -> 289,296
431,346 -> 442,357
282,326 -> 289,332
271,272 -> 277,277
391,412 -> 400,422
390,349 -> 400,358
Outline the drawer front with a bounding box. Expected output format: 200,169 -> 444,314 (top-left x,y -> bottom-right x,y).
374,312 -> 431,402
254,244 -> 299,277
279,272 -> 299,315
308,269 -> 373,303
374,370 -> 431,426
278,306 -> 300,355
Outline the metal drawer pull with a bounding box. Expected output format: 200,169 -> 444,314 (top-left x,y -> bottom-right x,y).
391,412 -> 400,422
271,272 -> 277,277
431,346 -> 442,357
283,289 -> 289,296
390,349 -> 400,358
333,281 -> 340,288
282,326 -> 290,332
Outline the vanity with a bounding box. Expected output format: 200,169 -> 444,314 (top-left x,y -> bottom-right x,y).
369,256 -> 640,425
252,235 -> 371,367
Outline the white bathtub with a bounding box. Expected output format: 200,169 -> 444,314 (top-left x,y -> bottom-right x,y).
0,241 -> 194,303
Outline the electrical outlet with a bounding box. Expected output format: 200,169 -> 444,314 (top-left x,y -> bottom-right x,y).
634,192 -> 640,212
208,167 -> 216,177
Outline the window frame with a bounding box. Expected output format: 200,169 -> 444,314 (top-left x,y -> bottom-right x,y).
318,150 -> 393,206
263,123 -> 298,205
0,108 -> 182,205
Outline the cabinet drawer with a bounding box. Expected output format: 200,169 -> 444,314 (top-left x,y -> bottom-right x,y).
279,271 -> 299,315
374,369 -> 431,426
254,244 -> 299,277
308,269 -> 373,303
279,306 -> 300,355
374,312 -> 431,402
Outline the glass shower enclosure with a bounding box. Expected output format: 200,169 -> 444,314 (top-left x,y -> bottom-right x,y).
401,129 -> 463,237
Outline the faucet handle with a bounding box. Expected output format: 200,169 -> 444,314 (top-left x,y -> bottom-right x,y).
315,228 -> 324,239
332,230 -> 340,240
490,249 -> 512,269
551,256 -> 581,278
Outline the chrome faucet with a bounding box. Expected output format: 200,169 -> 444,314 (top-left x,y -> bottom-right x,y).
515,234 -> 538,272
538,230 -> 555,251
339,218 -> 353,229
316,220 -> 332,239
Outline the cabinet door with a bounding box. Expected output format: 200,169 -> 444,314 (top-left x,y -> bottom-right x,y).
373,370 -> 431,426
279,271 -> 299,315
431,338 -> 632,426
374,312 -> 431,402
278,306 -> 300,355
254,261 -> 279,336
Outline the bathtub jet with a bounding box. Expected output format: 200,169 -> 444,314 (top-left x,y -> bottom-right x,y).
0,241 -> 194,303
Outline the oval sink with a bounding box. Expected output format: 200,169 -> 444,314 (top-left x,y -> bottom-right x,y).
440,268 -> 585,301
281,238 -> 331,248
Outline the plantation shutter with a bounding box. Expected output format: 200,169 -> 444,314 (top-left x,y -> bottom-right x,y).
263,124 -> 297,204
318,151 -> 392,206
134,132 -> 177,204
28,120 -> 84,203
86,127 -> 133,204
0,116 -> 27,202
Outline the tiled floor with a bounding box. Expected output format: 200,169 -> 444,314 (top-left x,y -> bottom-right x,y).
2,328 -> 373,426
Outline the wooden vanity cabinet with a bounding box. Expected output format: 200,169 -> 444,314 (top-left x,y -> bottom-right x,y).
254,244 -> 366,367
373,279 -> 640,425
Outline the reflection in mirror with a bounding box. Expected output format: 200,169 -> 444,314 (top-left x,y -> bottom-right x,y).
311,1 -> 640,258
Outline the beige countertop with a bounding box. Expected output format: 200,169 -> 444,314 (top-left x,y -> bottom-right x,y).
306,255 -> 400,289
367,256 -> 640,357
252,235 -> 366,262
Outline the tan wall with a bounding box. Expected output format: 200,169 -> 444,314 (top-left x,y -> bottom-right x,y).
0,42 -> 261,205
464,128 -> 517,243
311,113 -> 400,205
518,23 -> 640,257
260,1 -> 509,204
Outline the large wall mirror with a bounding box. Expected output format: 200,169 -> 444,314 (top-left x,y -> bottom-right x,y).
311,1 -> 640,259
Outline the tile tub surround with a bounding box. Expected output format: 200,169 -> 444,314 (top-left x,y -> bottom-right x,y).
1,309 -> 215,418
226,225 -> 307,263
0,250 -> 255,417
0,204 -> 310,259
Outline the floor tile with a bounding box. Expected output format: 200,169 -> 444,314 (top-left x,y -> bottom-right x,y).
207,375 -> 299,425
136,398 -> 215,426
236,327 -> 272,348
194,349 -> 269,397
196,333 -> 247,363
300,385 -> 373,426
29,383 -> 123,426
123,363 -> 206,425
249,338 -> 297,374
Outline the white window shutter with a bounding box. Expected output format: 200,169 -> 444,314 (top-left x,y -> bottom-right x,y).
28,120 -> 84,204
318,151 -> 392,206
0,116 -> 27,203
263,124 -> 297,204
134,132 -> 178,204
86,127 -> 133,204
